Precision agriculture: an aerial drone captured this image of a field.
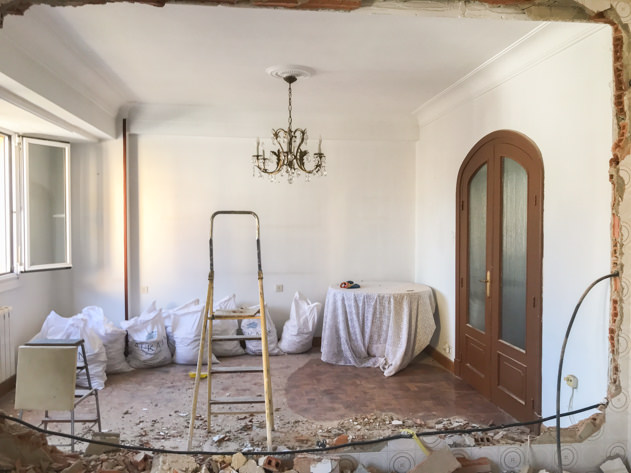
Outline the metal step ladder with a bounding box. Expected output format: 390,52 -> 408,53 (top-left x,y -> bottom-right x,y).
187,211 -> 274,450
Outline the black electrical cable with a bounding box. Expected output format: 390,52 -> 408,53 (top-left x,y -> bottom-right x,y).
0,402 -> 604,457
555,271 -> 619,473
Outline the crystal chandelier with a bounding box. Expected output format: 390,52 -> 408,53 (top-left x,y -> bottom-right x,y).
252,67 -> 326,183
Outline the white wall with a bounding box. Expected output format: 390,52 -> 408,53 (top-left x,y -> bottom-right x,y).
1,271 -> 64,361
414,24 -> 614,423
64,138 -> 126,320
68,135 -> 416,331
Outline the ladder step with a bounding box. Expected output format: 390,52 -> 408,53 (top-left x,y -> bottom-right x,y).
211,366 -> 263,374
212,335 -> 260,342
210,396 -> 265,405
213,308 -> 260,319
211,410 -> 267,416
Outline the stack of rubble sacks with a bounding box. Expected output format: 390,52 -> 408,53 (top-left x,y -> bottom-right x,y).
34,306 -> 132,389
33,291 -> 318,387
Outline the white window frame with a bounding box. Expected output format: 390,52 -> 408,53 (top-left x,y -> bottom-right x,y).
0,132 -> 14,279
19,137 -> 72,272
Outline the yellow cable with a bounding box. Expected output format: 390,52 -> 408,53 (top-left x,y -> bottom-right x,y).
401,429 -> 430,456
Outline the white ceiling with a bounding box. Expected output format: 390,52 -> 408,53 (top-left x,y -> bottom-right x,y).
0,4 -> 546,141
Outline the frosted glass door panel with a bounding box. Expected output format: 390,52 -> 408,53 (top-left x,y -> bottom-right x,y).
468,164 -> 487,332
500,158 -> 527,349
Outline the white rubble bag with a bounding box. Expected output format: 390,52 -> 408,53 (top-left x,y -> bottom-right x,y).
163,299 -> 200,356
34,311 -> 108,389
121,301 -> 172,369
168,300 -> 220,365
278,292 -> 322,354
78,306 -> 132,373
241,304 -> 283,355
211,294 -> 245,357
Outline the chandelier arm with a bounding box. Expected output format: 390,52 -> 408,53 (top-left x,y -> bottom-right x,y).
273,128 -> 289,168
254,158 -> 285,175
295,157 -> 321,174
293,129 -> 318,174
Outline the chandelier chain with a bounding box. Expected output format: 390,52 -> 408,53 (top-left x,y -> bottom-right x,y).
288,82 -> 293,131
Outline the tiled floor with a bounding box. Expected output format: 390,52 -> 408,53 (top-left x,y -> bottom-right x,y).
0,349 -> 515,451
285,354 -> 516,425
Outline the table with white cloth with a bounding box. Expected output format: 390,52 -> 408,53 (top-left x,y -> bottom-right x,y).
320,281 -> 436,376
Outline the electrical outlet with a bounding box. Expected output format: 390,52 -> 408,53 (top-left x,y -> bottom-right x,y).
443,343 -> 452,355
564,374 -> 578,389
275,284 -> 283,293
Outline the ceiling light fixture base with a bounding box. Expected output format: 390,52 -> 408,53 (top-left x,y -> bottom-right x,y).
266,65 -> 314,81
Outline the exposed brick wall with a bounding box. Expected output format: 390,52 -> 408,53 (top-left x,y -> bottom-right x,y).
608,20 -> 626,399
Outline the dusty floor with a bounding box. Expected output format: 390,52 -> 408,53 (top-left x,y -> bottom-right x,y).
0,350 -> 522,453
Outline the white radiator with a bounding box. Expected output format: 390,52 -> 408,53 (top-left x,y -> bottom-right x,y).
0,306 -> 15,382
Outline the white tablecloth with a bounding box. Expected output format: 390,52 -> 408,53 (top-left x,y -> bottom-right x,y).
320,281 -> 436,376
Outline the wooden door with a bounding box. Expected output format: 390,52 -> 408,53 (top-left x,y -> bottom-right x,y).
455,130 -> 543,421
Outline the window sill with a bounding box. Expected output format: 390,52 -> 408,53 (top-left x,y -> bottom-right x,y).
0,273 -> 19,293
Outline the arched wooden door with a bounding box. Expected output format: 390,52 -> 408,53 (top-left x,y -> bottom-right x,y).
455,130 -> 543,421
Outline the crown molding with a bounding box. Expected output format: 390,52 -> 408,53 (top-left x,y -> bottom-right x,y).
414,22 -> 610,129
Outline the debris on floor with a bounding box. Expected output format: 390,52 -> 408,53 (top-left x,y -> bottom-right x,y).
312,414 -> 530,450
533,412 -> 605,445
0,412 -> 76,472
453,457 -> 492,473
599,456 -> 630,473
0,410 -> 619,473
83,432 -> 121,456
408,449 -> 461,473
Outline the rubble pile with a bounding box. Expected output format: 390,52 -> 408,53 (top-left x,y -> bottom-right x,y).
311,414 -> 530,449
0,411 -> 620,473
0,414 -> 77,473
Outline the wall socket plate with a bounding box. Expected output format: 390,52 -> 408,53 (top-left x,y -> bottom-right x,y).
564,374 -> 579,389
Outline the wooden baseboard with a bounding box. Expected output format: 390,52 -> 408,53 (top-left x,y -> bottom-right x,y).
312,336 -> 321,347
425,345 -> 454,373
0,375 -> 15,397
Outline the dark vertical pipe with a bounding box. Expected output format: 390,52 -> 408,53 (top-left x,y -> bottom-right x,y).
123,118 -> 129,321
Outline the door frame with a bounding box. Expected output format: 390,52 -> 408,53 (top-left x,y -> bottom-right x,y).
454,129 -> 543,421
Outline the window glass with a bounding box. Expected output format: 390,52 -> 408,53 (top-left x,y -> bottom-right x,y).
0,134 -> 11,276
22,137 -> 71,271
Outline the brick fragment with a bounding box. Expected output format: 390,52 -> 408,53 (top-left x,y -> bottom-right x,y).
260,456 -> 281,471
454,456 -> 492,473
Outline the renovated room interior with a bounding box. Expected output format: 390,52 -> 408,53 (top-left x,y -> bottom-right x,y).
0,1 -> 624,469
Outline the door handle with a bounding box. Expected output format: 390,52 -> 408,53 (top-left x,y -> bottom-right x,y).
478,270 -> 491,298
